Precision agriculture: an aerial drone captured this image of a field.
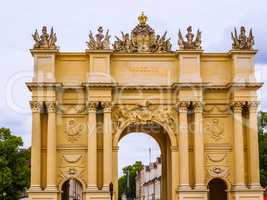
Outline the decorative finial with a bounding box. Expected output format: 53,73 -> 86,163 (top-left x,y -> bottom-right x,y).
86,26 -> 111,50
138,12 -> 147,26
231,26 -> 254,50
32,26 -> 58,49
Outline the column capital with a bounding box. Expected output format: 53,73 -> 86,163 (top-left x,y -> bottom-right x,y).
231,101 -> 244,113
248,101 -> 259,113
30,101 -> 43,113
86,102 -> 98,113
102,101 -> 112,113
193,101 -> 203,113
45,101 -> 57,113
176,101 -> 190,113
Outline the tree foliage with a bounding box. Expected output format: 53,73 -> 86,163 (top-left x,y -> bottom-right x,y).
0,128 -> 30,200
259,111 -> 267,187
118,161 -> 143,200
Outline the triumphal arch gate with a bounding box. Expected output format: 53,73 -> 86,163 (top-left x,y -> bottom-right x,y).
27,13 -> 264,200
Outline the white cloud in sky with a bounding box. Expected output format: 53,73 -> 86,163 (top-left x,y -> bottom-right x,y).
0,0 -> 266,173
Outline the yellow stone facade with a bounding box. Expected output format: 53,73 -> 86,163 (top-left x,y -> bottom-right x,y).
27,14 -> 264,200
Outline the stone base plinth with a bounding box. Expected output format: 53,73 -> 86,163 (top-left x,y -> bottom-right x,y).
28,190 -> 58,200
85,188 -> 111,200
232,188 -> 264,200
178,188 -> 208,200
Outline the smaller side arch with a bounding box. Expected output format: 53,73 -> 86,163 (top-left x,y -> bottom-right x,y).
58,176 -> 87,192
207,178 -> 228,200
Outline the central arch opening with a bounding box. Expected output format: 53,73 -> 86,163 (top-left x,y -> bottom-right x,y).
115,122 -> 173,200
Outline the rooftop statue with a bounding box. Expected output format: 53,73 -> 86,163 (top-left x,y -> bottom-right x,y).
178,26 -> 202,50
32,26 -> 58,49
113,12 -> 172,53
231,26 -> 254,50
87,26 -> 111,50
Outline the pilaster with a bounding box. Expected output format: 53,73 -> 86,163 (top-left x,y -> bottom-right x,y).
229,50 -> 257,83
45,101 -> 57,192
86,50 -> 113,83
102,101 -> 113,190
86,102 -> 98,191
193,102 -> 206,190
30,49 -> 58,82
176,50 -> 203,83
177,101 -> 191,191
232,101 -> 246,190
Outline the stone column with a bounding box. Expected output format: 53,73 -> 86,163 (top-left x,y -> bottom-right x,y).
232,102 -> 246,189
177,101 -> 191,190
45,101 -> 57,191
29,101 -> 43,191
193,102 -> 205,189
248,102 -> 261,188
102,102 -> 113,189
86,102 -> 98,190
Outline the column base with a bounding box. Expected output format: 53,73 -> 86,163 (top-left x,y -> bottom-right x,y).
232,188 -> 264,200
85,189 -> 110,200
28,185 -> 42,192
178,184 -> 192,191
87,185 -> 100,192
45,185 -> 58,192
233,184 -> 248,190
178,189 -> 208,200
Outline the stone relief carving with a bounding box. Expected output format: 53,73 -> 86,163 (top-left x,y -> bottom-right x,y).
207,166 -> 230,178
178,26 -> 202,50
231,26 -> 254,50
205,119 -> 224,142
63,154 -> 82,164
65,119 -> 85,143
112,102 -> 176,133
113,12 -> 172,53
58,152 -> 86,186
32,26 -> 58,49
87,26 -> 111,50
59,104 -> 86,114
203,104 -> 230,114
207,153 -> 227,163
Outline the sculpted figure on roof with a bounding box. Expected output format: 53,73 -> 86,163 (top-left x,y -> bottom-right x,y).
113,12 -> 172,53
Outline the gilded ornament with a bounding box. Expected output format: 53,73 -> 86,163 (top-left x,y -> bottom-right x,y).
113,12 -> 172,53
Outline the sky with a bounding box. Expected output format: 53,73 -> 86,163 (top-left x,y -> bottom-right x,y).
0,0 -> 266,176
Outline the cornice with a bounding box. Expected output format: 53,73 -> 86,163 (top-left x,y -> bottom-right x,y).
111,52 -> 176,58
228,49 -> 258,55
82,82 -> 117,88
26,82 -> 63,91
30,49 -> 59,56
115,85 -> 172,90
171,82 -> 208,89
226,82 -> 263,89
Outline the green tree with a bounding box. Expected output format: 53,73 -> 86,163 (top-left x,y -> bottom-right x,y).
0,128 -> 30,200
259,111 -> 267,187
118,161 -> 143,200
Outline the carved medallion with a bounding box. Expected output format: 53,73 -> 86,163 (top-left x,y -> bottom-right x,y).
205,119 -> 224,142
208,166 -> 230,178
65,119 -> 85,143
